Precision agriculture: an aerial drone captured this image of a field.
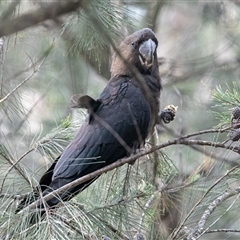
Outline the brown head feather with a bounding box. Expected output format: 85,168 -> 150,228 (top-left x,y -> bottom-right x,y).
110,28 -> 159,77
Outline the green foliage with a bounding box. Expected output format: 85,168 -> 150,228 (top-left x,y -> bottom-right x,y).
36,112 -> 85,161
62,0 -> 136,66
157,151 -> 179,184
211,82 -> 240,125
0,142 -> 13,160
0,152 -> 174,239
2,0 -> 240,239
212,82 -> 240,107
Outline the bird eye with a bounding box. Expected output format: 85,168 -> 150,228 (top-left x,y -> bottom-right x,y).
131,42 -> 135,48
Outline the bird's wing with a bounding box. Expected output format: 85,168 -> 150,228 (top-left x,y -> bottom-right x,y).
51,76 -> 151,183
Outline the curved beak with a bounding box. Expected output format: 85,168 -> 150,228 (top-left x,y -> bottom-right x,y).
139,39 -> 156,70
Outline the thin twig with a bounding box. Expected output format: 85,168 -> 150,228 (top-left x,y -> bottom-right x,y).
0,42 -> 53,104
171,166 -> 239,240
0,193 -> 26,199
161,123 -> 239,166
187,186 -> 240,240
9,78 -> 57,135
0,50 -> 53,192
0,151 -> 32,194
0,67 -> 36,103
138,193 -> 156,232
88,192 -> 145,214
57,214 -> 95,240
202,192 -> 240,236
205,229 -> 240,234
92,214 -> 130,240
92,112 -> 132,154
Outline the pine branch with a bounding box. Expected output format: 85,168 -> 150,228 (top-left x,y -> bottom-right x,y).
0,145 -> 33,193
0,58 -> 42,103
18,126 -> 239,214
187,186 -> 240,239
9,78 -> 56,135
0,0 -> 91,37
162,124 -> 236,165
205,229 -> 240,234
138,193 -> 155,232
171,166 -> 239,240
0,42 -> 54,104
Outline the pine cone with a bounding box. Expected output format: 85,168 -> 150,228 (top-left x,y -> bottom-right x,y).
230,129 -> 240,141
231,106 -> 240,119
231,107 -> 240,128
159,105 -> 178,124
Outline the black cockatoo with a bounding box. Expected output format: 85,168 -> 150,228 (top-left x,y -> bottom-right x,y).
18,28 -> 162,210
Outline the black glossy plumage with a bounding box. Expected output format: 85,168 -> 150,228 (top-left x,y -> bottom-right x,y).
44,76 -> 153,206
18,28 -> 162,210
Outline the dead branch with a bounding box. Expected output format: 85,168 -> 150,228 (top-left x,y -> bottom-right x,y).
205,229 -> 240,234
187,186 -> 240,239
171,166 -> 239,240
0,1 -> 90,37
